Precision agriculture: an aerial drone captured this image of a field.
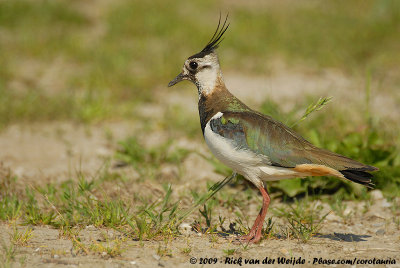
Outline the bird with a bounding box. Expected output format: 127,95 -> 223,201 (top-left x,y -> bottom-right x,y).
168,15 -> 378,243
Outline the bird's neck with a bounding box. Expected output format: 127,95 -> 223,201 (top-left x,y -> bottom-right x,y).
196,69 -> 224,97
197,76 -> 251,134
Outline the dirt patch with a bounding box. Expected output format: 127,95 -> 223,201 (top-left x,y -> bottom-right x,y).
0,122 -> 135,183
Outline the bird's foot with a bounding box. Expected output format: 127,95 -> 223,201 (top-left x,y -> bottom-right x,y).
237,231 -> 262,244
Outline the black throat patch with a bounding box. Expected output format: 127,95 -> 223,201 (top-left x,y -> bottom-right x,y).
198,94 -> 214,135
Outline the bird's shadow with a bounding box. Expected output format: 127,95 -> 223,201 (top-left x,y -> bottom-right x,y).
316,232 -> 371,242
192,222 -> 371,242
192,222 -> 242,237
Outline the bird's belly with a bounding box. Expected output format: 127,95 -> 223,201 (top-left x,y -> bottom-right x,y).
204,121 -> 261,173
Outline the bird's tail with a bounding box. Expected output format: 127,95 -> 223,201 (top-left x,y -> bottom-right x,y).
339,168 -> 377,188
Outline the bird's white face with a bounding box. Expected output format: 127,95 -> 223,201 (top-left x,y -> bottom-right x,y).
168,52 -> 223,96
168,15 -> 229,95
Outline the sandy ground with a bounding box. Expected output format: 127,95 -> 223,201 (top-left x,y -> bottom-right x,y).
1,70 -> 400,267
0,195 -> 399,268
0,122 -> 135,183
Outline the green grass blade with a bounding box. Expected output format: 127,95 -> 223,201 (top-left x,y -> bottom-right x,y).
176,172 -> 237,224
291,97 -> 332,127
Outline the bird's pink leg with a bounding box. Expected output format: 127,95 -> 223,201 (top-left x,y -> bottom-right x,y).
241,207 -> 263,240
240,186 -> 270,243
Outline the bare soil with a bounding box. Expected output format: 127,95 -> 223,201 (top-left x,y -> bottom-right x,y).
1,195 -> 399,267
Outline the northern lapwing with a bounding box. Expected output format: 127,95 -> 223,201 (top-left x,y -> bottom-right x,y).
168,16 -> 378,243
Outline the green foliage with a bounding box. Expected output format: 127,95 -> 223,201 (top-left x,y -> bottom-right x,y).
231,0 -> 400,73
0,171 -> 22,221
177,173 -> 237,224
223,248 -> 236,256
276,179 -> 305,198
11,226 -> 34,246
115,137 -> 190,179
0,241 -> 16,267
260,99 -> 291,124
24,188 -> 56,225
330,195 -> 352,222
0,195 -> 22,221
262,218 -> 275,240
0,172 -> 185,241
143,184 -> 179,229
0,0 -> 88,28
273,199 -> 328,242
124,183 -> 181,240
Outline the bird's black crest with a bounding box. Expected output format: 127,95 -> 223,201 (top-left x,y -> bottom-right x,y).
202,13 -> 230,53
188,14 -> 230,59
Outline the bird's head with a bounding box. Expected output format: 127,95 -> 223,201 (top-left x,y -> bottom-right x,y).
168,15 -> 229,96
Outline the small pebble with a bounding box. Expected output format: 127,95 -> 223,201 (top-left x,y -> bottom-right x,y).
372,222 -> 385,228
326,213 -> 341,222
370,190 -> 383,201
86,225 -> 95,230
280,248 -> 289,255
96,147 -> 109,157
343,207 -> 352,216
153,254 -> 161,261
381,199 -> 391,208
179,223 -> 192,235
376,229 -> 385,236
179,223 -> 192,230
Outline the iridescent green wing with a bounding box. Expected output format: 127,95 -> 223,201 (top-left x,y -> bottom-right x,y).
209,111 -> 368,170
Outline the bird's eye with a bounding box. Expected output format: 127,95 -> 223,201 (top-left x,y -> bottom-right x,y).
189,61 -> 198,70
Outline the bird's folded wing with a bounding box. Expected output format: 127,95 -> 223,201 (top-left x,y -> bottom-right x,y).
209,111 -> 375,172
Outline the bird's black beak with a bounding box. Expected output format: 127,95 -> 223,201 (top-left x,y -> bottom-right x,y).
168,72 -> 187,87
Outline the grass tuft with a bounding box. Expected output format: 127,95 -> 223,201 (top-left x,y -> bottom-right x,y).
10,226 -> 34,247
291,97 -> 332,127
0,241 -> 16,268
274,199 -> 328,242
